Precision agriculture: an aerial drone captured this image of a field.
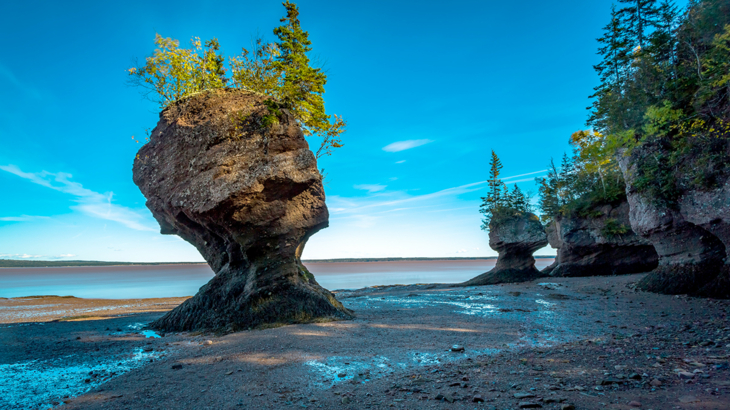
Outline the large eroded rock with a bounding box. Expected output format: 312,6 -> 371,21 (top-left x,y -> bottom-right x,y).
619,145 -> 729,297
461,212 -> 548,286
542,202 -> 658,277
133,89 -> 353,331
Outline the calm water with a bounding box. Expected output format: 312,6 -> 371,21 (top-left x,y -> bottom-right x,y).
0,259 -> 554,299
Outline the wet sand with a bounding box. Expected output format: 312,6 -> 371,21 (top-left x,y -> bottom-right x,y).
2,274 -> 729,409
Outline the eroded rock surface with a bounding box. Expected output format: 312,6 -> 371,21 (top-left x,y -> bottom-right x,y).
542,202 -> 658,277
461,212 -> 547,286
132,89 -> 353,331
619,146 -> 729,297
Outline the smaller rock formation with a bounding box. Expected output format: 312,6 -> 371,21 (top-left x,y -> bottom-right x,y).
619,145 -> 729,297
461,212 -> 548,286
133,89 -> 353,331
542,202 -> 658,277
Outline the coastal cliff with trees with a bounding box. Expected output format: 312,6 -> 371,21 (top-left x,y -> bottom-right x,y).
531,0 -> 730,296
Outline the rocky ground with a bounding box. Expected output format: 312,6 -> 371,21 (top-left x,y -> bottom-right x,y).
1,274 -> 729,410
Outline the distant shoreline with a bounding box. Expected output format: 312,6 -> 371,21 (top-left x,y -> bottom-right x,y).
0,256 -> 555,268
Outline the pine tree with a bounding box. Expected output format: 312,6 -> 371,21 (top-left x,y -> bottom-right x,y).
486,150 -> 504,205
271,1 -> 345,158
617,0 -> 661,49
595,6 -> 630,88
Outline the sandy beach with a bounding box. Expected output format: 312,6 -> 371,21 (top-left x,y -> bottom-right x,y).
2,273 -> 729,409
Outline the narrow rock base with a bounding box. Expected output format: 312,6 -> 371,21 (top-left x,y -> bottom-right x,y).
696,265 -> 730,299
636,262 -> 725,296
460,267 -> 544,287
152,260 -> 353,332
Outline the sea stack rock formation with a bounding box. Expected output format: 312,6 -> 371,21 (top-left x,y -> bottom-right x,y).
132,89 -> 353,331
461,212 -> 548,286
542,202 -> 658,277
619,145 -> 729,298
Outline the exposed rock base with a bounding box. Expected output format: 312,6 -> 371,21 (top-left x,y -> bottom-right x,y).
619,145 -> 729,297
544,202 -> 658,277
133,89 -> 353,331
461,212 -> 547,286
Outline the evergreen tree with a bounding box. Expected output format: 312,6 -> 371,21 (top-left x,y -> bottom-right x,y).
486,150 -> 504,206
617,0 -> 661,49
271,1 -> 345,158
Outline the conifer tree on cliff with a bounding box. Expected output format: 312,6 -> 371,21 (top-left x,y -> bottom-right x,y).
617,0 -> 661,49
270,1 -> 345,158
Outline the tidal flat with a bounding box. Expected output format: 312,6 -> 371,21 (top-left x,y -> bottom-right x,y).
2,274 -> 729,409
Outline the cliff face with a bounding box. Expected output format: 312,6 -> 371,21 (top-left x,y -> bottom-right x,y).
543,202 -> 658,277
619,145 -> 729,298
461,212 -> 547,286
132,89 -> 353,331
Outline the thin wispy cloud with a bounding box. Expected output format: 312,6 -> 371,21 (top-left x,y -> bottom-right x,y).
0,253 -> 76,260
331,169 -> 546,215
382,139 -> 433,152
354,184 -> 387,193
0,164 -> 155,231
395,160 -> 406,164
0,215 -> 49,222
502,169 -> 547,180
0,63 -> 43,100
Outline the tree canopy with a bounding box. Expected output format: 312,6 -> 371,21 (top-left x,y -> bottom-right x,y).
480,151 -> 533,229
538,0 -> 730,222
128,1 -> 344,159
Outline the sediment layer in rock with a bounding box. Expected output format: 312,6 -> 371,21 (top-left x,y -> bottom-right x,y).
132,89 -> 353,331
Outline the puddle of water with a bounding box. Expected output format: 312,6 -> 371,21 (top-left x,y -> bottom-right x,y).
305,356 -> 398,387
141,330 -> 161,339
0,348 -> 163,410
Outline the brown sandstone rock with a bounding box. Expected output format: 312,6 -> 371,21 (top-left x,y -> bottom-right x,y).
543,202 -> 658,277
618,146 -> 728,297
132,89 -> 353,331
461,212 -> 548,286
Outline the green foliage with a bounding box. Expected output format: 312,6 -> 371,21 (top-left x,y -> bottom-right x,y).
480,151 -> 533,230
129,2 -> 345,159
581,0 -> 730,206
261,99 -> 283,128
128,35 -> 227,108
602,218 -> 631,237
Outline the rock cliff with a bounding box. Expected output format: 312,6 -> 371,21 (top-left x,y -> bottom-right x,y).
542,202 -> 658,277
132,89 -> 353,331
619,144 -> 729,298
461,212 -> 547,286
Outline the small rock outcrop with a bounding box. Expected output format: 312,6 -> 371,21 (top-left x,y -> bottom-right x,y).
619,145 -> 729,298
542,202 -> 658,277
461,212 -> 548,286
132,89 -> 353,331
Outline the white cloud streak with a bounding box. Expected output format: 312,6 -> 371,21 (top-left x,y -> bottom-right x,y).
354,184 -> 387,193
0,164 -> 155,231
0,215 -> 50,222
382,139 -> 433,152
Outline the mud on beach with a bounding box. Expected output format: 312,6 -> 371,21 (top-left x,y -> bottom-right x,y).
2,274 -> 730,410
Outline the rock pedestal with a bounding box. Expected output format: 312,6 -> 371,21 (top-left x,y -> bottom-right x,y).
461,212 -> 548,286
132,89 -> 353,331
542,202 -> 658,277
619,146 -> 729,297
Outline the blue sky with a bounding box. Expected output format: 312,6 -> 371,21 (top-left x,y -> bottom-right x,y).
0,0 -> 686,262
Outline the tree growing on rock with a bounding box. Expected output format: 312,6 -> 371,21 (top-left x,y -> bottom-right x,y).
128,1 -> 345,159
466,151 -> 547,286
479,151 -> 532,230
